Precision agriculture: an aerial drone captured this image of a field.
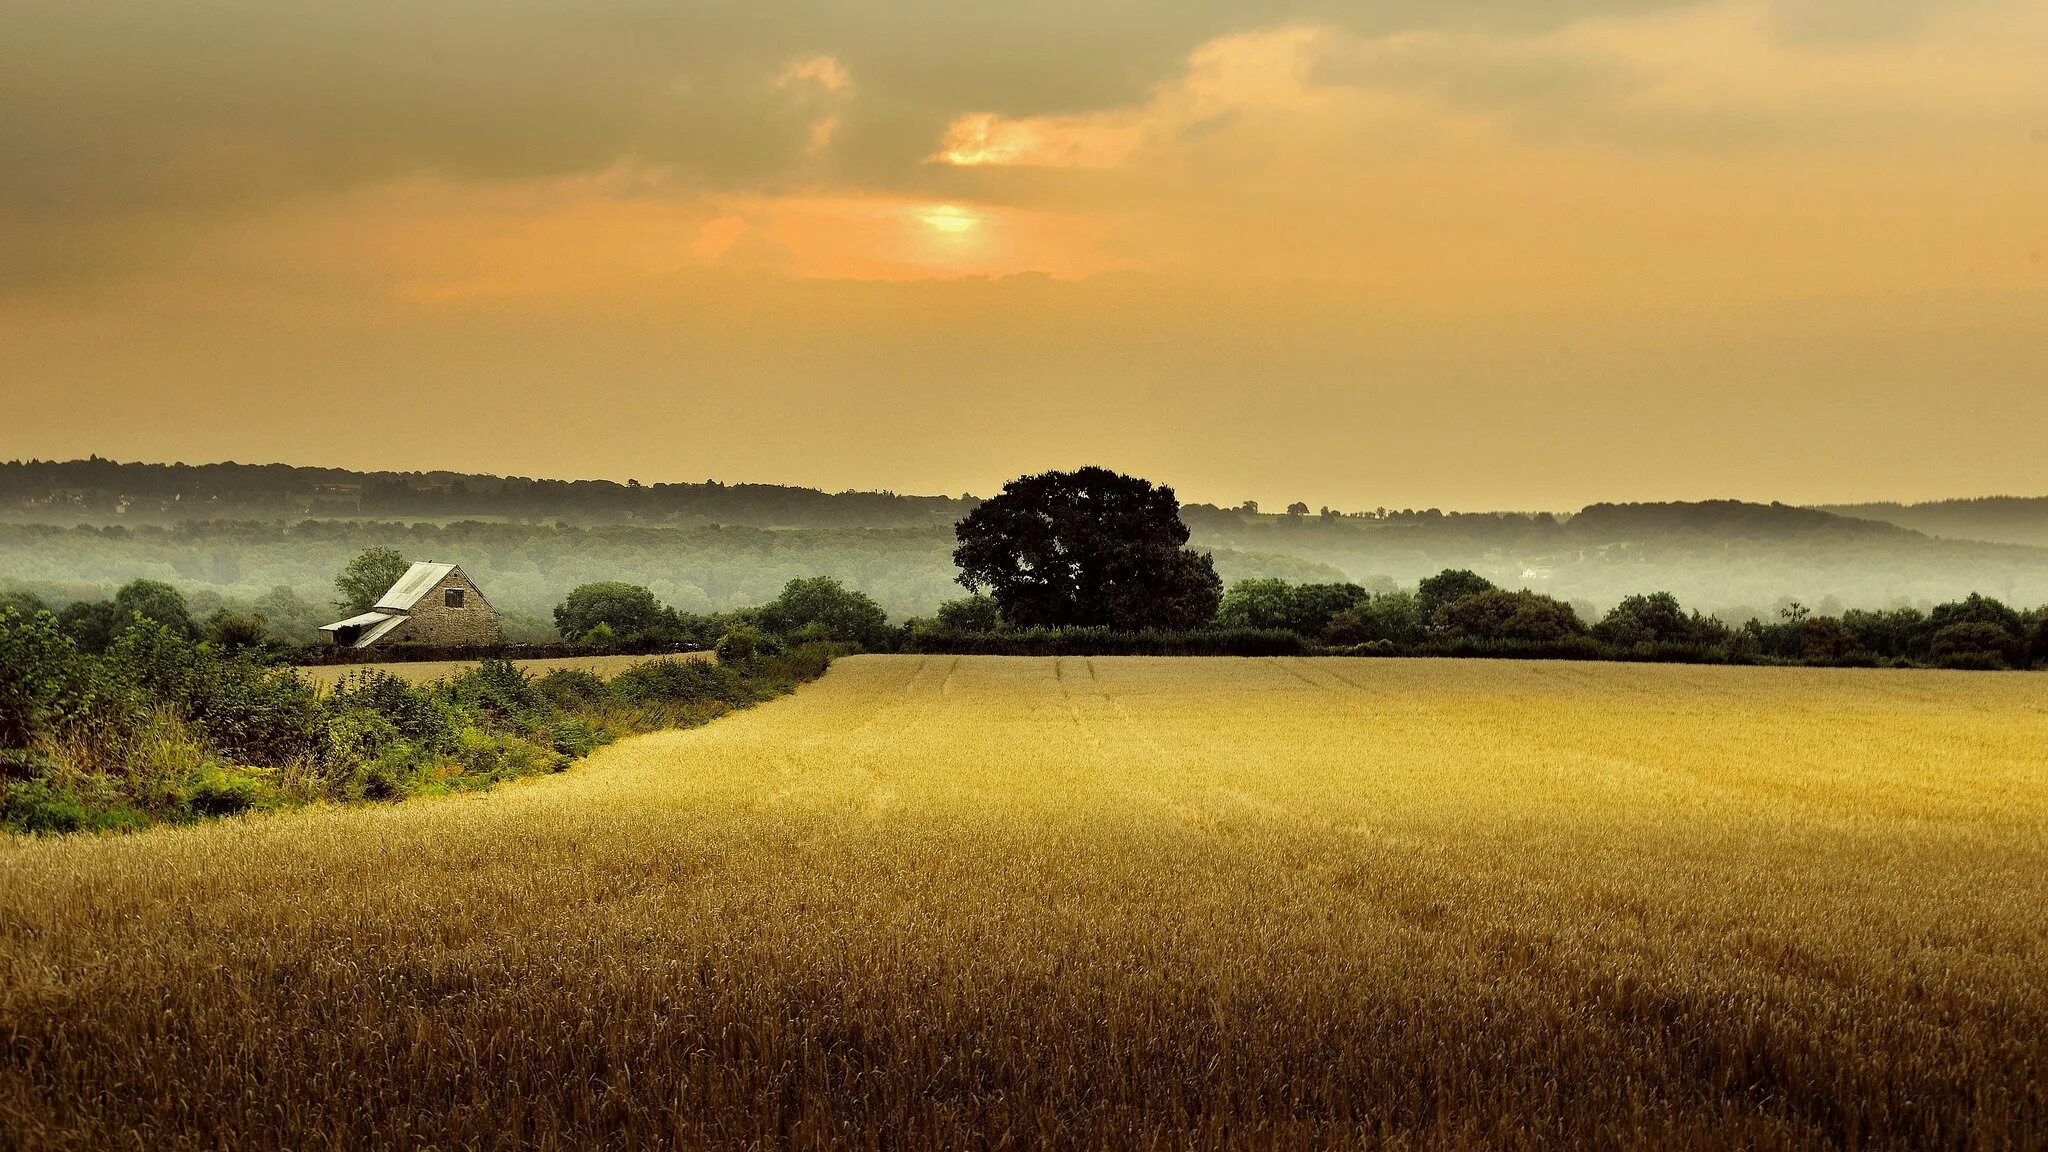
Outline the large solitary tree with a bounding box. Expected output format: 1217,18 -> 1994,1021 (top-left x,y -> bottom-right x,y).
952,467 -> 1222,630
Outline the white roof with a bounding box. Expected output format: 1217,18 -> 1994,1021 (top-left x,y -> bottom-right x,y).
373,562 -> 458,611
317,610 -> 409,649
322,611 -> 395,631
351,615 -> 408,648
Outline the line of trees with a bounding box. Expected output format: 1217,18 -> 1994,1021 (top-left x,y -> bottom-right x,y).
908,468 -> 2048,669
910,570 -> 2048,670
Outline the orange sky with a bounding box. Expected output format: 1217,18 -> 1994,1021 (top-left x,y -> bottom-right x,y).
4,1 -> 2046,509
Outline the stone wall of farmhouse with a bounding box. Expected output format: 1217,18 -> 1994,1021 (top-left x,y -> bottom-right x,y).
388,570 -> 502,646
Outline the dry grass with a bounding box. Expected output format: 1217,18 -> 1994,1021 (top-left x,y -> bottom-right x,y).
294,650 -> 706,689
2,655 -> 2044,1150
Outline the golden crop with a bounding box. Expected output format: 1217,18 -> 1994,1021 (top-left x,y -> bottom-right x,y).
3,655 -> 2044,1150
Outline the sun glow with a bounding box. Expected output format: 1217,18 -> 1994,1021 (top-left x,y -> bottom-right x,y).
920,205 -> 977,234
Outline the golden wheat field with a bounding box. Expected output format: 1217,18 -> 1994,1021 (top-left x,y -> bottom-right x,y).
2,655 -> 2045,1150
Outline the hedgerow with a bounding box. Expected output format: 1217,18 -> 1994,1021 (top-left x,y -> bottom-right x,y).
0,606 -> 835,836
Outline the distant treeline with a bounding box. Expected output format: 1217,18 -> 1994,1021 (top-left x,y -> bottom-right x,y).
1180,500 -> 2048,614
1,456 -> 975,529
1818,496 -> 2048,549
0,520 -> 1342,641
907,573 -> 2048,671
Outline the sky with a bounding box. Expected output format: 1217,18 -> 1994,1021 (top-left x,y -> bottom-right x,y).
4,0 -> 2046,511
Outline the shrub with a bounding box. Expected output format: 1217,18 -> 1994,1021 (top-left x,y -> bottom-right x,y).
1,779 -> 91,835
440,660 -> 543,728
187,664 -> 326,766
187,767 -> 271,817
611,658 -> 751,708
207,610 -> 271,651
754,577 -> 892,649
555,582 -> 669,645
535,668 -> 609,709
1438,589 -> 1586,644
329,671 -> 451,748
1322,592 -> 1425,647
715,624 -> 776,663
1930,621 -> 2023,670
1416,570 -> 1497,622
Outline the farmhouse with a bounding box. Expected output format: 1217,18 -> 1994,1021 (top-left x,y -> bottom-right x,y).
320,562 -> 501,649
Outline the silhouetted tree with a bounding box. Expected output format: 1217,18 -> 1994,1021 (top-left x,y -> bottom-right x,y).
953,467 -> 1222,630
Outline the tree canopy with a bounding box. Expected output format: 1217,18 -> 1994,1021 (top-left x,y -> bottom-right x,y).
554,582 -> 670,643
334,547 -> 410,614
952,468 -> 1223,631
753,576 -> 891,647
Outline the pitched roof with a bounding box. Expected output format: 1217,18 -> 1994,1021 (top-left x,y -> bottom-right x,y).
322,611 -> 395,631
373,562 -> 459,611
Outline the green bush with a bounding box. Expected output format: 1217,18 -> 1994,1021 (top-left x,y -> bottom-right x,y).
611,658 -> 750,708
935,595 -> 1001,634
1,779 -> 91,834
187,767 -> 271,817
535,668 -> 609,709
714,623 -> 781,663
441,660 -> 543,728
753,577 -> 892,648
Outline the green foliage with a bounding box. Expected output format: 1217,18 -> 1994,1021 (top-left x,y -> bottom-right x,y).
935,594 -> 1001,634
1594,593 -> 1728,649
0,588 -> 50,618
1839,606 -> 1928,660
1321,592 -> 1426,646
113,579 -> 201,641
1,779 -> 92,835
714,623 -> 777,663
1930,622 -> 2023,670
610,658 -> 752,709
1925,594 -> 2025,646
441,660 -> 544,728
1416,570 -> 1498,622
1437,589 -> 1587,644
1,608 -> 88,747
953,467 -> 1222,631
334,547 -> 410,614
3,615 -> 837,835
187,767 -> 271,817
1217,579 -> 1366,635
207,609 -> 270,650
535,668 -> 609,709
555,581 -> 669,644
753,576 -> 891,648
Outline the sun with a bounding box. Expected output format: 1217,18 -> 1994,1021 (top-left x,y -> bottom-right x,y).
920,204 -> 977,234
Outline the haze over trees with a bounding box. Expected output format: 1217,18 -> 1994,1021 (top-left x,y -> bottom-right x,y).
10,458 -> 2048,640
